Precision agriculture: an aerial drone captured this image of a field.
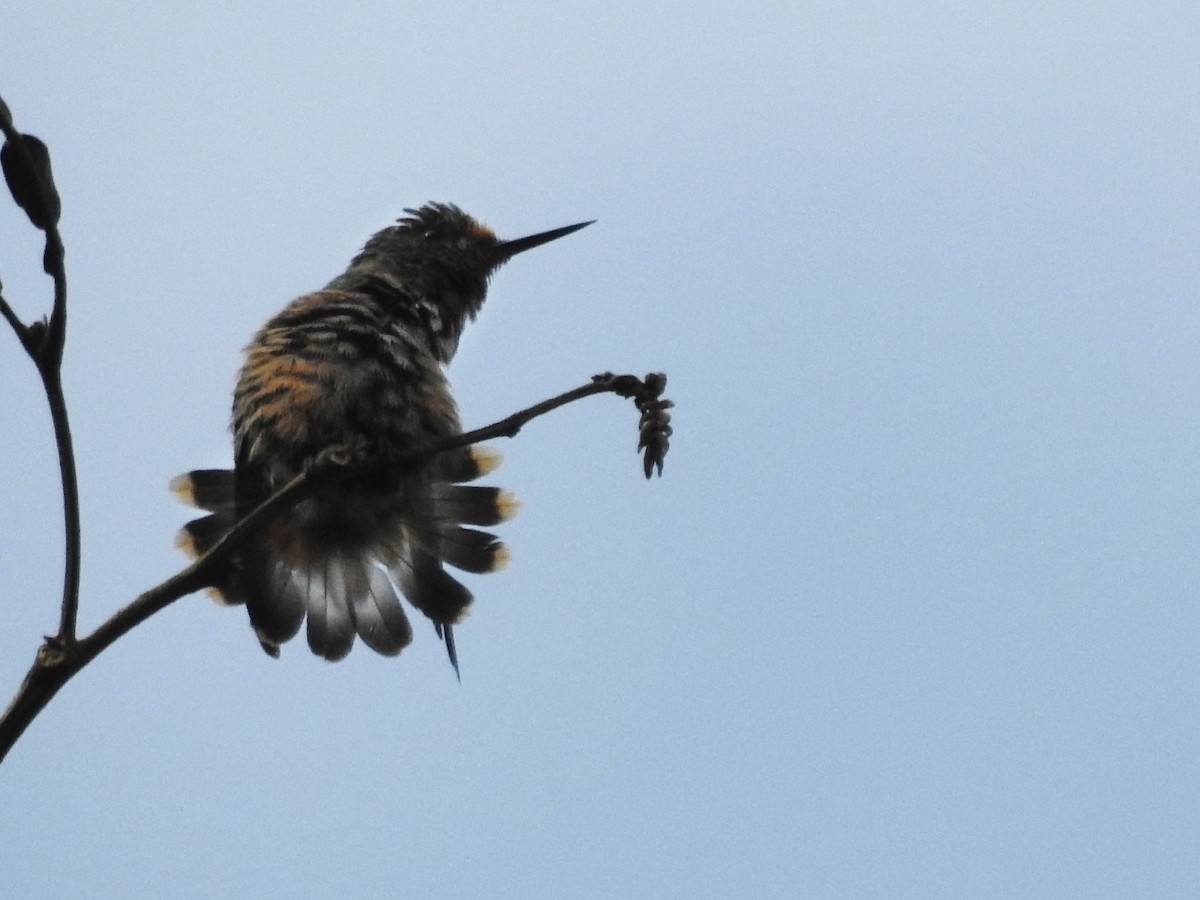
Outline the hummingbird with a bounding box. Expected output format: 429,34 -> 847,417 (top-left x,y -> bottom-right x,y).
171,203 -> 592,674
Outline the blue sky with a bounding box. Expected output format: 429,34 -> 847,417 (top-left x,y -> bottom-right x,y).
3,2 -> 1199,897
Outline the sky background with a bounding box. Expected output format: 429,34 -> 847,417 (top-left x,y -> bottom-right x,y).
2,2 -> 1199,897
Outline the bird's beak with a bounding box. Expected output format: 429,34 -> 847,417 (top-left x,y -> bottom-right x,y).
495,219 -> 594,262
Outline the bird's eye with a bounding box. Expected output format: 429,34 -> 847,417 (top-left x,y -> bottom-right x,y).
423,230 -> 437,241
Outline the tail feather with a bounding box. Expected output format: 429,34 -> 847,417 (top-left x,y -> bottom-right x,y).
170,469 -> 236,512
428,484 -> 521,526
175,512 -> 233,559
389,547 -> 474,677
390,549 -> 474,626
305,555 -> 357,661
246,559 -> 306,652
437,445 -> 502,483
351,564 -> 413,656
435,526 -> 508,574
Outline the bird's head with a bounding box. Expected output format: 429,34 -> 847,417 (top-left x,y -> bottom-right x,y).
346,202 -> 591,328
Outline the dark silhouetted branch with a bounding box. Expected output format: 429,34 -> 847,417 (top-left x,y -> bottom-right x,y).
1,100 -> 79,653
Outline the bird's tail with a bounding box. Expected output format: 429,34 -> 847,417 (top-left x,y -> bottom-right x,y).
169,445 -> 518,673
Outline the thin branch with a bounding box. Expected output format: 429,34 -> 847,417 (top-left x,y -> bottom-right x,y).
0,372 -> 671,763
40,366 -> 80,643
0,292 -> 30,347
427,375 -> 633,448
1,98 -> 79,646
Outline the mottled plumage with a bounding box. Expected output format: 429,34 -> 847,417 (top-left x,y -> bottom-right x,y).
172,203 -> 591,673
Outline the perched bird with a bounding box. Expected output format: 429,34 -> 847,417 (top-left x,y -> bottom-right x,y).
171,203 -> 591,674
